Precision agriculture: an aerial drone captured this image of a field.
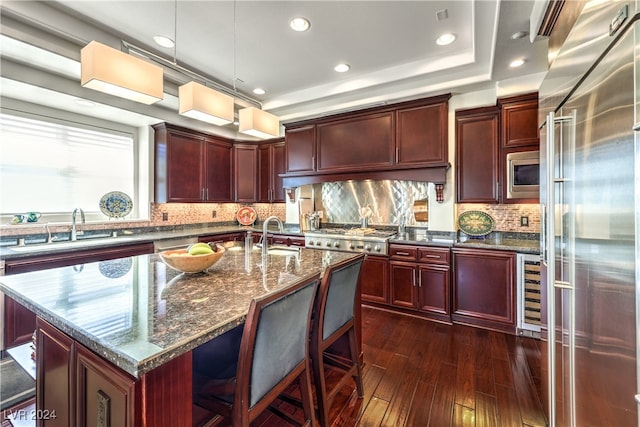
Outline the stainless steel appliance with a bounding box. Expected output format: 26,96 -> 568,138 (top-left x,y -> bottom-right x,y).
304,228 -> 395,255
506,150 -> 540,199
539,2 -> 638,425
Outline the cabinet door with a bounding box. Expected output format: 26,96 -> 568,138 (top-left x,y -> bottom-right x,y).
455,107 -> 500,203
389,261 -> 417,310
317,112 -> 394,172
360,255 -> 389,304
285,125 -> 316,173
76,344 -> 136,427
417,264 -> 450,319
258,144 -> 271,202
271,142 -> 286,202
257,142 -> 285,203
156,126 -> 204,203
396,101 -> 448,166
37,318 -> 75,427
234,145 -> 258,202
499,92 -> 539,148
204,137 -> 233,202
451,249 -> 516,333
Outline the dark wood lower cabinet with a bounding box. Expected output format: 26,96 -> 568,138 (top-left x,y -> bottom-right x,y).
360,255 -> 389,304
451,248 -> 516,333
36,317 -> 192,427
76,345 -> 136,427
36,319 -> 74,427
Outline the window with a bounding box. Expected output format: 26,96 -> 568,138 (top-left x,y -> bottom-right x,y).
0,111 -> 139,221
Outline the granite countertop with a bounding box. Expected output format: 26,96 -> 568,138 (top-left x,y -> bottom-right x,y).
0,246 -> 356,377
0,224 -> 303,260
390,231 -> 540,254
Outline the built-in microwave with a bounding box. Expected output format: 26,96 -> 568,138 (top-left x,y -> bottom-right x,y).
506,150 -> 539,199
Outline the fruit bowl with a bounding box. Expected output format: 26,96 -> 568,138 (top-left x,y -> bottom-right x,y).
159,244 -> 225,273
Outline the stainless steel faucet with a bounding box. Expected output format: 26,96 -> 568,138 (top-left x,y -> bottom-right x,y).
262,215 -> 284,253
71,208 -> 85,241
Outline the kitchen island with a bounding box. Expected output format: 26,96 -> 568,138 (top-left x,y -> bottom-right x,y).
0,245 -> 357,427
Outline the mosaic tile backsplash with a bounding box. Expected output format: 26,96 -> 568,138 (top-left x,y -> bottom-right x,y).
457,203 -> 540,233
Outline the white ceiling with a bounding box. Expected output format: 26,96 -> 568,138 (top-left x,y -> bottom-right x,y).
0,0 -> 549,135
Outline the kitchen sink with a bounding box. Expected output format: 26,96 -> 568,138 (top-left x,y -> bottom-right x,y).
9,236 -> 119,252
266,246 -> 301,256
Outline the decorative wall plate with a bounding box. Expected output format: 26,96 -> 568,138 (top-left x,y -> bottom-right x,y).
99,191 -> 133,218
458,210 -> 495,236
236,206 -> 257,226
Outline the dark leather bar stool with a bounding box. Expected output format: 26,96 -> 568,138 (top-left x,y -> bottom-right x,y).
310,254 -> 365,427
193,274 -> 321,427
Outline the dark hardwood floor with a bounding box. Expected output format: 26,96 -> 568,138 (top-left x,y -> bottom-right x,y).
201,306 -> 547,427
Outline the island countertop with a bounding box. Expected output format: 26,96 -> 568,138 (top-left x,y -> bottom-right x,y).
0,246 -> 357,378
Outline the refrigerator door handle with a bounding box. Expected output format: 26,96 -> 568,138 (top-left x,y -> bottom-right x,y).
541,203 -> 546,265
554,280 -> 574,290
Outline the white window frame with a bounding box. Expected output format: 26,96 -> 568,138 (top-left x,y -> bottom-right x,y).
0,100 -> 150,226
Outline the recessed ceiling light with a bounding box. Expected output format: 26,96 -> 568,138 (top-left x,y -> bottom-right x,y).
253,88 -> 266,95
75,99 -> 96,107
511,31 -> 529,40
436,33 -> 456,46
153,35 -> 175,48
510,58 -> 526,68
334,63 -> 350,73
289,17 -> 311,32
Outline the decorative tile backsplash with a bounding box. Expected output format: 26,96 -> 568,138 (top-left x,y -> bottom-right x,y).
457,203 -> 540,233
149,203 -> 285,225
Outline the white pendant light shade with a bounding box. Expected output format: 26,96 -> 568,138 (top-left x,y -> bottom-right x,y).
81,40 -> 163,105
239,107 -> 280,138
178,81 -> 234,126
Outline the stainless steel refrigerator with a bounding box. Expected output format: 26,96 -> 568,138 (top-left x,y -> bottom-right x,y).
539,1 -> 639,426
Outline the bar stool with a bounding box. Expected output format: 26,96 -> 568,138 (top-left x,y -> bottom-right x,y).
310,254 -> 365,427
193,274 -> 320,427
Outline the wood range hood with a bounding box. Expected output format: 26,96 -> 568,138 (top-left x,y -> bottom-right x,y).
279,94 -> 452,203
280,164 -> 450,203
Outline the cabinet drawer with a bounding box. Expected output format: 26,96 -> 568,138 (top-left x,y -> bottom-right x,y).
418,247 -> 450,264
389,246 -> 418,261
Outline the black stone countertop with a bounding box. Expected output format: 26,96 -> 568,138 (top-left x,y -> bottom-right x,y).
389,230 -> 540,254
0,246 -> 355,377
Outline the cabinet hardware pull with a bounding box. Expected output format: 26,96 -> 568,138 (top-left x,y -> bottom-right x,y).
424,254 -> 440,258
206,188 -> 209,200
395,147 -> 399,163
396,251 -> 411,256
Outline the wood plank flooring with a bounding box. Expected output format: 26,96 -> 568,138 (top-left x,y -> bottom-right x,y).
209,306 -> 547,427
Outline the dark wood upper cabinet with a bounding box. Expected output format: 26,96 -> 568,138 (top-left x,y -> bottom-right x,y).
285,124 -> 316,174
204,136 -> 233,202
233,144 -> 258,202
317,112 -> 394,172
282,94 -> 451,182
396,101 -> 448,166
258,140 -> 285,202
499,92 -> 539,148
153,123 -> 233,203
455,106 -> 500,203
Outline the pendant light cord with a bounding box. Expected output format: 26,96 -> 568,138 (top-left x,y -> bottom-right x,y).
173,0 -> 178,65
233,0 -> 237,92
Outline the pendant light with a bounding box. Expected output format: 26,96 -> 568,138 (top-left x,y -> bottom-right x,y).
175,0 -> 234,125
233,0 -> 280,138
80,40 -> 164,104
239,107 -> 279,138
